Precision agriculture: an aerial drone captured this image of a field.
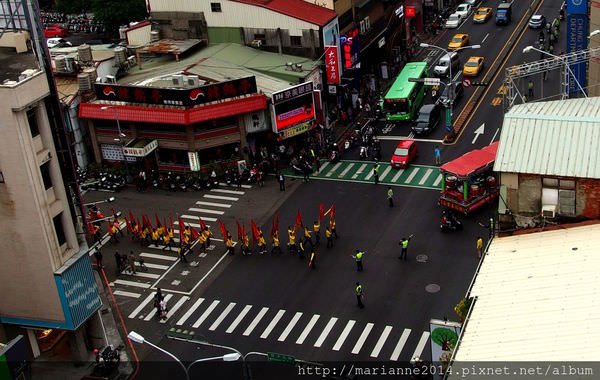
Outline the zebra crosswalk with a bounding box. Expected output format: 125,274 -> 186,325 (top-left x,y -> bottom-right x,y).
127,293 -> 431,361
110,186 -> 250,299
283,160 -> 442,190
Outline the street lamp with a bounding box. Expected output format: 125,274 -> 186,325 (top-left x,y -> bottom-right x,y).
101,106 -> 130,179
420,43 -> 480,132
127,331 -> 240,380
523,45 -> 588,97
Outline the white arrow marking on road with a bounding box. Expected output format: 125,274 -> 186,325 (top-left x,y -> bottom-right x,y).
176,297 -> 204,326
390,328 -> 411,361
351,323 -> 374,354
338,163 -> 355,178
379,166 -> 393,181
352,163 -> 368,179
314,317 -> 338,347
371,326 -> 393,358
411,331 -> 431,361
226,305 -> 252,333
278,312 -> 303,342
472,123 -> 485,144
325,162 -> 342,177
332,320 -> 356,351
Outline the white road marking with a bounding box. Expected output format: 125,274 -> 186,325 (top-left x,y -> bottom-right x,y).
365,166 -> 375,180
192,300 -> 220,328
379,166 -> 393,181
433,174 -> 443,187
140,252 -> 178,261
296,314 -> 320,344
260,310 -> 286,339
144,294 -> 172,321
209,302 -> 237,331
391,169 -> 404,183
325,162 -> 342,177
404,168 -> 420,184
196,201 -> 231,208
318,161 -> 330,173
204,194 -> 239,201
131,272 -> 160,279
371,326 -> 393,358
490,127 -> 500,143
176,297 -> 204,326
174,220 -> 203,228
333,320 -> 356,351
188,208 -> 225,215
338,163 -> 355,178
314,317 -> 338,348
113,290 -> 141,298
278,312 -> 302,342
218,182 -> 251,189
128,292 -> 155,319
482,33 -> 490,44
390,329 -> 412,361
211,188 -> 245,195
376,136 -> 444,143
147,244 -> 179,251
243,307 -> 269,336
114,279 -> 151,288
352,164 -> 368,179
226,305 -> 252,333
351,323 -> 374,354
136,262 -> 169,270
160,296 -> 189,323
181,215 -> 217,222
411,331 -> 431,360
419,168 -> 433,185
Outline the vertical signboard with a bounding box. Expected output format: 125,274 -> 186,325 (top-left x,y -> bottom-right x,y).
188,152 -> 200,171
325,46 -> 340,84
322,18 -> 342,79
566,0 -> 587,94
430,319 -> 462,364
340,28 -> 360,70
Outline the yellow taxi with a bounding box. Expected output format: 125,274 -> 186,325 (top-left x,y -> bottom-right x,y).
473,7 -> 492,23
463,56 -> 484,76
448,34 -> 469,51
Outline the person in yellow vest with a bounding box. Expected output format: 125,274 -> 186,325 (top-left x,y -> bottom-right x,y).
183,234 -> 191,253
313,221 -> 321,246
132,222 -> 140,241
476,236 -> 483,259
304,226 -> 312,248
92,224 -> 102,244
226,233 -> 235,255
162,229 -> 172,251
298,239 -> 305,260
113,219 -> 123,237
140,227 -> 148,246
198,231 -> 207,254
325,226 -> 333,248
184,226 -> 191,242
257,232 -> 267,254
287,226 -> 296,254
109,222 -> 120,244
271,231 -> 281,254
151,228 -> 159,246
156,224 -> 164,240
241,232 -> 251,256
203,227 -> 212,248
329,218 -> 338,239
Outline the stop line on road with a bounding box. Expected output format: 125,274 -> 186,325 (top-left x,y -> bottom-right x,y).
284,160 -> 442,190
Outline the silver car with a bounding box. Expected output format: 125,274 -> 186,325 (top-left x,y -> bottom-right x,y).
445,13 -> 461,28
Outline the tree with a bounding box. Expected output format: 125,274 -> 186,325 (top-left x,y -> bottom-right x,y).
431,327 -> 458,352
55,0 -> 85,14
91,0 -> 148,31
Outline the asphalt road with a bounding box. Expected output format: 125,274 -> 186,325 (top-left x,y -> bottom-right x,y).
102,1 -> 568,377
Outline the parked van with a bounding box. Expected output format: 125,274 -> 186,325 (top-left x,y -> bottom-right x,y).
496,2 -> 512,25
434,52 -> 460,77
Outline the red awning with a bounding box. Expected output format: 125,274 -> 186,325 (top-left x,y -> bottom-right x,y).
440,141 -> 499,178
79,94 -> 267,125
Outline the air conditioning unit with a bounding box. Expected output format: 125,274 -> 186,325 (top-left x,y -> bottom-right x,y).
105,75 -> 116,84
185,75 -> 200,88
171,74 -> 184,87
251,39 -> 263,48
541,204 -> 557,218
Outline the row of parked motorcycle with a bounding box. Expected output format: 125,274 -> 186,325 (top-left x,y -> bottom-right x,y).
144,166 -> 267,192
77,167 -> 126,192
41,12 -> 107,34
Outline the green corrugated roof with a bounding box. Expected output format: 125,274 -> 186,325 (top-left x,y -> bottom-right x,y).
494,97 -> 600,179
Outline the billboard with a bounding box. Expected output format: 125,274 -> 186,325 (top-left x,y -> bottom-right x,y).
94,76 -> 258,107
567,13 -> 587,94
325,46 -> 340,84
271,82 -> 315,131
322,18 -> 342,79
341,27 -> 360,70
566,0 -> 587,14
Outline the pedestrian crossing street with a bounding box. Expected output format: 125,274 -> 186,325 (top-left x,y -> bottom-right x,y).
283,160 -> 442,190
110,186 -> 249,299
127,292 -> 431,361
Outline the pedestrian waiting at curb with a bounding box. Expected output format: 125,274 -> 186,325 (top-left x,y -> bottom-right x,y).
476,236 -> 483,259
434,146 -> 441,165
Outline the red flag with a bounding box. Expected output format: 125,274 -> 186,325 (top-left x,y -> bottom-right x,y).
294,209 -> 303,231
143,214 -> 153,230
218,220 -> 228,243
138,218 -> 142,235
236,221 -> 243,241
169,215 -> 174,231
155,213 -> 161,228
242,226 -> 247,241
190,225 -> 201,240
319,203 -> 324,223
198,217 -> 207,231
178,216 -> 186,241
330,203 -> 335,220
124,217 -> 133,233
270,213 -> 279,238
250,220 -> 260,244
163,217 -> 167,232
87,222 -> 96,236
129,210 -> 136,225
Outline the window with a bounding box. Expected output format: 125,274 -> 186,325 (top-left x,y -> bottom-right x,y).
53,213 -> 66,246
290,36 -> 302,46
27,108 -> 40,137
542,177 -> 576,216
210,2 -> 222,12
40,161 -> 52,190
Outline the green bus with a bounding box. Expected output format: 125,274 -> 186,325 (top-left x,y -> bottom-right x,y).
382,62 -> 429,121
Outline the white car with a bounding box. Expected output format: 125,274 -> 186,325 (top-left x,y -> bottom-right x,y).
47,38 -> 72,49
445,13 -> 461,28
465,0 -> 480,6
455,3 -> 472,20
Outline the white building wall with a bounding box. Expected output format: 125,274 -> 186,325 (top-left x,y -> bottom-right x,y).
148,0 -> 319,32
126,24 -> 152,46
